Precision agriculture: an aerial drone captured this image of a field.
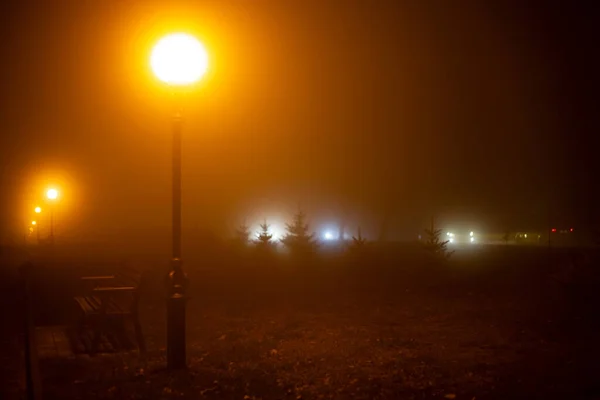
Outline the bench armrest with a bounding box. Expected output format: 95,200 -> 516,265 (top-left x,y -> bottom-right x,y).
92,286 -> 137,293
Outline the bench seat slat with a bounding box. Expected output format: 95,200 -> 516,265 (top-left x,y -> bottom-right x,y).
74,296 -> 94,313
87,296 -> 102,310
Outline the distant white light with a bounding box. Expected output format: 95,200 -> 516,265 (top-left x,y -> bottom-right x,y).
469,231 -> 474,237
323,231 -> 335,241
470,237 -> 475,243
524,233 -> 528,238
449,238 -> 454,243
267,227 -> 284,241
251,218 -> 285,241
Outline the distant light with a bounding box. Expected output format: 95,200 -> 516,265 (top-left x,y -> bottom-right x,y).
252,219 -> 285,242
46,188 -> 58,200
524,233 -> 528,238
570,228 -> 574,232
551,228 -> 557,233
31,221 -> 37,225
470,237 -> 475,243
449,238 -> 454,243
469,231 -> 474,237
323,231 -> 335,241
34,207 -> 42,213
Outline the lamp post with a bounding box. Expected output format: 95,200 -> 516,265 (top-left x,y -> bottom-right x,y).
31,221 -> 39,243
34,207 -> 42,243
150,32 -> 209,369
46,189 -> 58,243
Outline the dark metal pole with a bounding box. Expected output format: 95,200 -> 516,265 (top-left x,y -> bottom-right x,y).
172,113 -> 182,260
167,109 -> 189,369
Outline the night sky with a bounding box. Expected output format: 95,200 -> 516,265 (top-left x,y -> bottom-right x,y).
0,1 -> 596,246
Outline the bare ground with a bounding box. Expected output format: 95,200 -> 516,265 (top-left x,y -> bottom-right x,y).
1,245 -> 599,399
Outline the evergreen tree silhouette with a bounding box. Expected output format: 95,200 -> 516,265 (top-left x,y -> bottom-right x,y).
423,217 -> 454,260
348,226 -> 368,253
281,209 -> 318,254
254,220 -> 275,250
233,221 -> 251,247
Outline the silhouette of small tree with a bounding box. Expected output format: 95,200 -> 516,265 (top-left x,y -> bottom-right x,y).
281,210 -> 318,254
254,220 -> 275,251
423,217 -> 454,260
233,221 -> 251,247
349,226 -> 368,251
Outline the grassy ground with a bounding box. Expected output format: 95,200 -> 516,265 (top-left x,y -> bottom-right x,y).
2,244 -> 599,399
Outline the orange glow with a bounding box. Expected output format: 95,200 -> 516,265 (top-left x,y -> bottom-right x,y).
31,221 -> 37,225
150,33 -> 209,86
34,207 -> 42,213
46,188 -> 59,200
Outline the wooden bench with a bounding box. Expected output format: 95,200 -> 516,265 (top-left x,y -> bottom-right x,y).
74,268 -> 146,355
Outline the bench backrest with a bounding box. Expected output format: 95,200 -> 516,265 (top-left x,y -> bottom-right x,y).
115,266 -> 142,289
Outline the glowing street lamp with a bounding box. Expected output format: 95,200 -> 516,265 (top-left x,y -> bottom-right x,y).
151,32 -> 209,370
46,188 -> 58,200
150,33 -> 209,86
33,208 -> 42,243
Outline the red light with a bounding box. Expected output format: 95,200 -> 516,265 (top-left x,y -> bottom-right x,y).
551,228 -> 557,232
570,228 -> 574,232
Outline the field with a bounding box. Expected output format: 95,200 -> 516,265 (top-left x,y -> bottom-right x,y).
1,243 -> 599,399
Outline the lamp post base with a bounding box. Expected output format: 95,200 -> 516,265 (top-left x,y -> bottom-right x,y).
166,258 -> 189,369
167,293 -> 187,369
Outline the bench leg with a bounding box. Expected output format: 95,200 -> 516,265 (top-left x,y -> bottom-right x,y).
90,317 -> 106,356
78,316 -> 86,338
90,326 -> 102,355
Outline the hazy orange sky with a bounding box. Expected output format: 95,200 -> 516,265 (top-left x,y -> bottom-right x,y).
0,0 -> 595,245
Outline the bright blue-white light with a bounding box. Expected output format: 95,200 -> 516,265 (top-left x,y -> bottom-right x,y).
323,231 -> 335,241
